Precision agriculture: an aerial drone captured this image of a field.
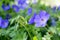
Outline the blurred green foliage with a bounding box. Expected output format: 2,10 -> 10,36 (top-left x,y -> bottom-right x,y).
0,0 -> 60,40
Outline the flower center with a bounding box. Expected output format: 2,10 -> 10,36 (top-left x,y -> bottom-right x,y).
41,19 -> 44,21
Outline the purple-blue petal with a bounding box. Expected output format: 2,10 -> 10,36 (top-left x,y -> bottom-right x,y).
28,10 -> 50,27
39,10 -> 50,20
2,4 -> 10,11
27,7 -> 32,15
34,10 -> 50,27
51,17 -> 56,26
39,10 -> 47,16
0,17 -> 2,27
12,5 -> 20,12
1,20 -> 9,28
34,15 -> 47,27
57,6 -> 60,10
28,13 -> 37,24
18,0 -> 26,5
35,22 -> 46,27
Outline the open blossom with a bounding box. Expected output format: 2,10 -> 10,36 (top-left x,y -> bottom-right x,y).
29,10 -> 50,27
1,19 -> 9,28
0,17 -> 9,28
12,5 -> 20,12
2,4 -> 10,11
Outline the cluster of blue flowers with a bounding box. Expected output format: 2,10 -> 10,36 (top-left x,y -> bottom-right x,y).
29,10 -> 50,27
12,0 -> 29,12
2,0 -> 29,12
0,17 -> 9,28
1,0 -> 59,28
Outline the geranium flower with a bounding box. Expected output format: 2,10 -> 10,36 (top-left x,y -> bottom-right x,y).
2,4 -> 10,11
1,19 -> 9,28
29,10 -> 50,27
12,5 -> 20,12
34,11 -> 50,27
0,17 -> 9,28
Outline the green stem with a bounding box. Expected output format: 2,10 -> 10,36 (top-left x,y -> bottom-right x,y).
21,24 -> 32,40
24,26 -> 32,40
20,16 -> 32,40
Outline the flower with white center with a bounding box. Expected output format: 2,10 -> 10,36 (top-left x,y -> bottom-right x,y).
29,10 -> 50,27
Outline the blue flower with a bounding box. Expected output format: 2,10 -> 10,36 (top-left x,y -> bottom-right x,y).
34,11 -> 50,27
18,0 -> 26,5
52,6 -> 57,13
51,17 -> 56,26
29,10 -> 50,27
6,14 -> 12,20
12,5 -> 20,12
0,17 -> 9,28
1,19 -> 9,28
2,4 -> 10,11
29,13 -> 37,24
27,7 -> 32,15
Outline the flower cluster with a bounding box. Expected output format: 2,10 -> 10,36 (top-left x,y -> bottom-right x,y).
0,17 -> 9,28
29,10 -> 50,27
12,0 -> 29,12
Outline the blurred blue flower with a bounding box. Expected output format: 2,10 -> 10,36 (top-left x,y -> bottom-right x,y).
51,17 -> 56,26
1,19 -> 9,28
19,3 -> 28,10
15,0 -> 29,10
0,17 -> 9,28
29,10 -> 50,27
34,11 -> 50,27
29,13 -> 37,24
57,6 -> 60,10
52,6 -> 57,13
2,4 -> 10,11
27,7 -> 32,15
6,14 -> 12,20
12,5 -> 20,12
18,0 -> 26,5
0,17 -> 2,27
